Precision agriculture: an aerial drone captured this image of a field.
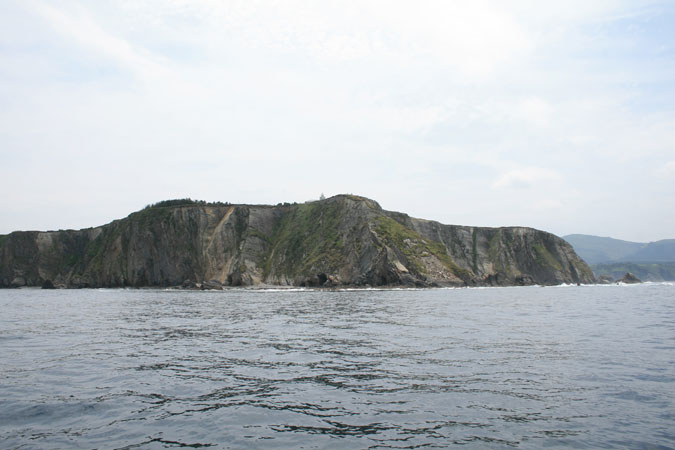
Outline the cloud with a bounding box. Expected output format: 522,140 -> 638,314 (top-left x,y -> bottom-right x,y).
492,167 -> 563,189
364,1 -> 532,77
89,1 -> 533,77
27,0 -> 174,84
516,97 -> 554,126
657,160 -> 675,178
1,0 -> 675,241
534,199 -> 564,210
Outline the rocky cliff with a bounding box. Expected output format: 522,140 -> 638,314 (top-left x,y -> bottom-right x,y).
0,195 -> 595,288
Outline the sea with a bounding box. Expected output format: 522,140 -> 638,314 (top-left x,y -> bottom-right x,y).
1,283 -> 674,449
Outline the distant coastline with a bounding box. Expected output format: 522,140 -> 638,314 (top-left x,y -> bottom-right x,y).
563,234 -> 675,281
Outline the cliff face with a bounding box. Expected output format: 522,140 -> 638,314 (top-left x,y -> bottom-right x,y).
0,195 -> 595,288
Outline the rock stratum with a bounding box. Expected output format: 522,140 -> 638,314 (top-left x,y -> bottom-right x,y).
0,195 -> 595,288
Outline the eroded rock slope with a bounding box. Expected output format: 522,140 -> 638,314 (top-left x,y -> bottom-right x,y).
0,195 -> 594,288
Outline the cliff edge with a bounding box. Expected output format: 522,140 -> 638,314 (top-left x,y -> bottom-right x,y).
0,195 -> 594,288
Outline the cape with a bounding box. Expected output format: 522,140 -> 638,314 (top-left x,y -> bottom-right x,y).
0,195 -> 595,288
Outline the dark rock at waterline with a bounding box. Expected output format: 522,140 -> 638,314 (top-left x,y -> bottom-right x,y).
514,274 -> 536,286
182,279 -> 197,289
201,280 -> 223,290
227,271 -> 253,287
618,272 -> 642,284
10,276 -> 26,288
41,279 -> 56,289
68,276 -> 91,289
482,272 -> 509,286
297,274 -> 324,287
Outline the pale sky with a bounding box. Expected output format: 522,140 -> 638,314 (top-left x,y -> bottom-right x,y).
1,1 -> 674,242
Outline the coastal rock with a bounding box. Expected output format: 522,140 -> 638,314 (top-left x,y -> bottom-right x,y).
201,280 -> 223,290
41,279 -> 56,289
10,276 -> 26,288
514,274 -> 536,286
0,195 -> 596,288
227,271 -> 253,287
68,276 -> 91,289
482,272 -> 508,286
617,272 -> 641,284
323,274 -> 340,287
182,279 -> 198,289
596,275 -> 614,284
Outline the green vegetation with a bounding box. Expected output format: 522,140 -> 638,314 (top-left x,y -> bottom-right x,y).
66,253 -> 80,267
130,205 -> 174,227
578,263 -> 595,281
86,234 -> 105,259
144,198 -> 231,209
373,216 -> 425,273
264,201 -> 345,278
592,262 -> 675,281
472,229 -> 478,273
487,231 -> 509,274
374,216 -> 472,281
48,233 -> 90,271
233,211 -> 248,237
0,195 -> 593,288
487,232 -> 499,259
628,240 -> 675,262
563,234 -> 645,264
533,243 -> 563,271
563,234 -> 675,264
345,194 -> 367,202
343,194 -> 380,209
84,232 -> 114,275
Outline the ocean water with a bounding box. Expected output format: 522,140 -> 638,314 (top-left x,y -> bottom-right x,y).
1,284 -> 674,449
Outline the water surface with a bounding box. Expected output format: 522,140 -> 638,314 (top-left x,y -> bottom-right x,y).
1,284 -> 674,448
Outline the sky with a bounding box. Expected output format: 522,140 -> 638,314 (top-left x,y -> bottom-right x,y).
1,1 -> 674,242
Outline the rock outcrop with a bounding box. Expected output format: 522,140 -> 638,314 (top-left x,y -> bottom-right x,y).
617,272 -> 642,284
0,195 -> 595,288
596,275 -> 614,284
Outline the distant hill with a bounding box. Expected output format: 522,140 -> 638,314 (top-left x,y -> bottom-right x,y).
628,240 -> 675,262
563,234 -> 675,282
562,234 -> 643,264
563,234 -> 675,264
591,262 -> 675,282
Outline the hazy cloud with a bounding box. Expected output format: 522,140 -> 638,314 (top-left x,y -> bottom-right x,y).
657,160 -> 675,178
1,0 -> 674,241
493,167 -> 563,190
